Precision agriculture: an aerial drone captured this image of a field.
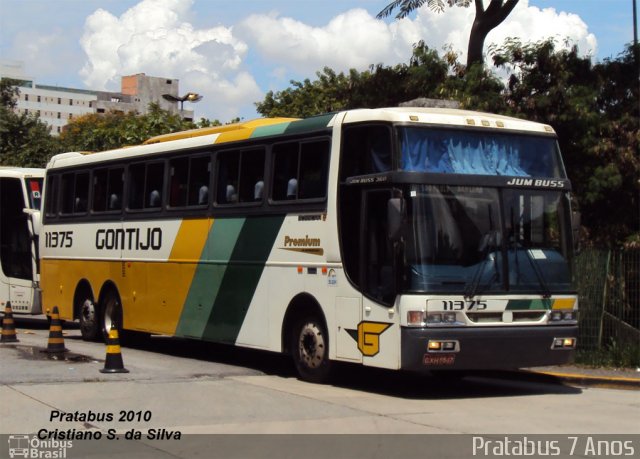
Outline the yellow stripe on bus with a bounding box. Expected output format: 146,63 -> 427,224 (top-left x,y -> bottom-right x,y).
552,298 -> 576,310
169,218 -> 213,261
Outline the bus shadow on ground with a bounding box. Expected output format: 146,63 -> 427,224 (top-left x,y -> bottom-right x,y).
120,332 -> 582,400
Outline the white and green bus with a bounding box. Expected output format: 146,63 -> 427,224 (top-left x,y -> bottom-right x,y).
0,167 -> 44,314
40,108 -> 578,382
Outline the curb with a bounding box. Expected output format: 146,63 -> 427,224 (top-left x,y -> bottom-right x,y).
528,370 -> 640,390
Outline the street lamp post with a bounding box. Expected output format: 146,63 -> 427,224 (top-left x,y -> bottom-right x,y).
162,92 -> 203,112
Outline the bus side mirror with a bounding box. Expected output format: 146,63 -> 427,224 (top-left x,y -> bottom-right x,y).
388,197 -> 405,242
23,208 -> 41,237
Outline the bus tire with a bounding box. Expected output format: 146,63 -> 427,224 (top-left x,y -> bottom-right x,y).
291,315 -> 332,384
101,288 -> 123,342
79,298 -> 101,341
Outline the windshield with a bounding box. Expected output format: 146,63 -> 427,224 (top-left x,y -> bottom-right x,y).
404,184 -> 573,295
398,127 -> 565,178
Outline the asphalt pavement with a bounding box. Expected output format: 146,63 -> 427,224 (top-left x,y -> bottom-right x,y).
3,313 -> 639,390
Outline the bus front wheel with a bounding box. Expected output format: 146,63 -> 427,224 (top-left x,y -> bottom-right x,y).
291,315 -> 332,384
79,298 -> 100,341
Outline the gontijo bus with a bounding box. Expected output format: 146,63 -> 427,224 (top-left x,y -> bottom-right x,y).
0,167 -> 43,314
40,108 -> 578,382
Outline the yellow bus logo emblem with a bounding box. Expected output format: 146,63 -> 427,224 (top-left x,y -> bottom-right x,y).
352,321 -> 391,357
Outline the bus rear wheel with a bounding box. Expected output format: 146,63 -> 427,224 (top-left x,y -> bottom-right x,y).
291,315 -> 332,384
79,298 -> 100,341
101,289 -> 123,342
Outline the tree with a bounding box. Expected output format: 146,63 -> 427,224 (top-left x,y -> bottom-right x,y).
377,0 -> 519,68
60,103 -> 197,152
491,40 -> 639,245
0,78 -> 61,167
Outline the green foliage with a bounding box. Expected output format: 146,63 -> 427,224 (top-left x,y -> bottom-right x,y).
491,40 -> 639,245
1,78 -> 62,167
575,338 -> 640,369
60,102 -> 197,152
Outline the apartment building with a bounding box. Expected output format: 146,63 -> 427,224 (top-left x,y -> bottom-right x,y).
1,61 -> 194,135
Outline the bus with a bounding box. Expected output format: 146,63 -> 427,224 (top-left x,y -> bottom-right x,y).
0,167 -> 43,315
40,108 -> 578,382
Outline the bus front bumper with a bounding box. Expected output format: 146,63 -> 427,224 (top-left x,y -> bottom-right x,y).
401,325 -> 578,372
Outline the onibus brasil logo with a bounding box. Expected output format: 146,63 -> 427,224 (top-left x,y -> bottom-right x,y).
8,435 -> 72,458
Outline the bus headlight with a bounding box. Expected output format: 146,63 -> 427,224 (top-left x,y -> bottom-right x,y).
427,313 -> 442,324
443,312 -> 457,324
549,310 -> 578,322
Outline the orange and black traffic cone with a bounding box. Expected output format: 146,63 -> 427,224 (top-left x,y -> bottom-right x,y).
100,324 -> 129,373
1,301 -> 19,343
43,306 -> 68,354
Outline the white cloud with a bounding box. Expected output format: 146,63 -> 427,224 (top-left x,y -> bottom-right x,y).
238,9 -> 409,74
407,0 -> 597,61
79,0 -> 260,121
238,1 -> 597,83
77,0 -> 597,120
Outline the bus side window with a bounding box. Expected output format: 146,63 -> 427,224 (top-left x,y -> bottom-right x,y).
74,172 -> 89,213
128,162 -> 163,210
272,142 -> 298,201
128,163 -> 145,210
145,162 -> 164,209
107,168 -> 123,211
60,172 -> 89,215
45,174 -> 60,218
298,140 -> 329,199
216,151 -> 239,205
340,125 -> 392,180
188,156 -> 211,206
92,169 -> 107,212
272,139 -> 329,201
169,157 -> 189,207
239,148 -> 265,203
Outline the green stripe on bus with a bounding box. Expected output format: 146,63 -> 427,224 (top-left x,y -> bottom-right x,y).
283,114 -> 334,135
175,218 -> 245,338
202,215 -> 285,343
506,299 -> 553,310
251,122 -> 293,138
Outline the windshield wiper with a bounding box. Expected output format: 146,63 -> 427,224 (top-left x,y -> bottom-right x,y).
464,230 -> 500,300
526,250 -> 552,298
510,209 -> 551,298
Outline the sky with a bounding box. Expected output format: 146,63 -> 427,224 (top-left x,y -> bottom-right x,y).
0,0 -> 637,122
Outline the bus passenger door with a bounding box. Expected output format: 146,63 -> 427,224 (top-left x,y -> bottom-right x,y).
359,189 -> 401,369
0,177 -> 38,313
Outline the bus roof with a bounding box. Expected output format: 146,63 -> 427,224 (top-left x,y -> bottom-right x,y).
143,117 -> 300,144
341,107 -> 556,134
46,107 -> 556,170
0,167 -> 45,178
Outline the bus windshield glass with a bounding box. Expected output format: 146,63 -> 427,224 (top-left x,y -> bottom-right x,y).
398,127 -> 565,178
405,185 -> 573,295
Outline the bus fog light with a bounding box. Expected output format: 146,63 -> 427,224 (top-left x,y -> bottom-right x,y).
427,340 -> 459,353
552,337 -> 576,349
407,311 -> 425,326
427,313 -> 442,324
442,341 -> 456,351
